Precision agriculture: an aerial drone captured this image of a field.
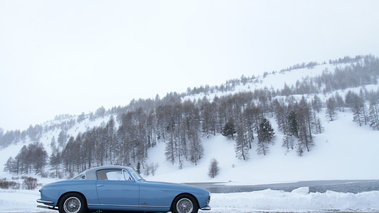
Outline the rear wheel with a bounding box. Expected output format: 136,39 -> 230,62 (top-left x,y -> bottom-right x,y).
171,194 -> 199,213
58,193 -> 88,213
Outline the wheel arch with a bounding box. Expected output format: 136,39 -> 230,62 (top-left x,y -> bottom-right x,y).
171,193 -> 200,211
57,191 -> 88,208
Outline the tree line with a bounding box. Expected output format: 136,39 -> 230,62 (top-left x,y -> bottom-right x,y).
1,55 -> 378,148
4,91 -> 323,177
4,142 -> 47,175
326,89 -> 379,130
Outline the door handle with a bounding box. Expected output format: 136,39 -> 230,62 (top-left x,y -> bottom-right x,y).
97,184 -> 103,187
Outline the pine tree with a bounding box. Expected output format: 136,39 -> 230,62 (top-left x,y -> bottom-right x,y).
33,143 -> 48,175
273,99 -> 287,134
188,128 -> 203,165
369,102 -> 379,130
222,120 -> 236,139
345,91 -> 367,126
287,110 -> 298,137
208,158 -> 220,178
312,95 -> 322,113
326,97 -> 337,121
57,130 -> 67,148
50,152 -> 61,178
50,136 -> 57,152
136,162 -> 141,174
335,92 -> 345,112
165,131 -> 175,165
243,105 -> 262,149
297,98 -> 314,153
257,118 -> 275,155
4,157 -> 17,174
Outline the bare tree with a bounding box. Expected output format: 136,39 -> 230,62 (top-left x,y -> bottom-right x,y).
235,125 -> 249,160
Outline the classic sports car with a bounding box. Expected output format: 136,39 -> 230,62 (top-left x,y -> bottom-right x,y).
37,165 -> 211,213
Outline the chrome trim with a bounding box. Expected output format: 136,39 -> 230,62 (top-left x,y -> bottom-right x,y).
88,203 -> 169,208
37,199 -> 54,204
37,205 -> 58,210
201,205 -> 211,210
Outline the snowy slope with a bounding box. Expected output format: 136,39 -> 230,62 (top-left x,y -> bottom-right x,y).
183,62 -> 347,102
145,110 -> 379,185
0,115 -> 111,179
1,58 -> 378,184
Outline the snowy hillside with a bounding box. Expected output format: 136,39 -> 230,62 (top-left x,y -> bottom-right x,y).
182,60 -> 357,102
0,55 -> 379,212
1,112 -> 379,212
146,109 -> 379,185
0,56 -> 378,181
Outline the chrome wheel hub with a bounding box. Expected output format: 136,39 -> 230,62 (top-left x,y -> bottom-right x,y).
176,198 -> 193,213
63,197 -> 81,213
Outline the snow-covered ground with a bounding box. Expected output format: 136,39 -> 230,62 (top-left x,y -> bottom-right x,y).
1,187 -> 378,212
209,188 -> 379,213
146,111 -> 379,185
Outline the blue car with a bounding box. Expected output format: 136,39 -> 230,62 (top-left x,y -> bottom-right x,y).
37,166 -> 211,213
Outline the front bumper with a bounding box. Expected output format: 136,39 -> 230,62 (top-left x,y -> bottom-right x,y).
201,205 -> 211,210
37,199 -> 58,210
37,199 -> 54,205
200,194 -> 211,210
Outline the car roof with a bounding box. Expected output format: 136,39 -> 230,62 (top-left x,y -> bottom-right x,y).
77,165 -> 134,180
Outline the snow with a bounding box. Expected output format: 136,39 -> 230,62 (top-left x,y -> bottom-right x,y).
147,111 -> 379,185
1,109 -> 379,212
208,189 -> 379,212
1,60 -> 379,212
0,115 -> 112,173
1,187 -> 379,212
0,189 -> 41,213
183,62 -> 349,102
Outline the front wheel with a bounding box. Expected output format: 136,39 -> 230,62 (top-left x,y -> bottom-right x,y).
171,194 -> 199,213
58,193 -> 88,213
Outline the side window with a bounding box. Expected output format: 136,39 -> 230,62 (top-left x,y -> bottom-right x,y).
97,169 -> 124,181
123,170 -> 133,181
97,170 -> 108,180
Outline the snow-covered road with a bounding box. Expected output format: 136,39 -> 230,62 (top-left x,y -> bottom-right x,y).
189,180 -> 379,194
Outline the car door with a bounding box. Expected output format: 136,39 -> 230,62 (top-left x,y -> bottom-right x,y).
96,169 -> 140,207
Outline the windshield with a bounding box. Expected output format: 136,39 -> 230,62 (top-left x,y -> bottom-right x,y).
129,168 -> 144,181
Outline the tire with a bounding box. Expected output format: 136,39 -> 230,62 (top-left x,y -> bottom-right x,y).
58,193 -> 88,213
171,194 -> 199,213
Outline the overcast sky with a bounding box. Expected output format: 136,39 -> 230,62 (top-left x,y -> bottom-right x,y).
1,0 -> 379,131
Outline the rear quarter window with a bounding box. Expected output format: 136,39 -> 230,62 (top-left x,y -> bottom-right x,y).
72,172 -> 86,180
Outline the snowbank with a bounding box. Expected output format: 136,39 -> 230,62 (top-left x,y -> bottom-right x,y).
207,187 -> 379,212
1,187 -> 378,213
0,189 -> 41,213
